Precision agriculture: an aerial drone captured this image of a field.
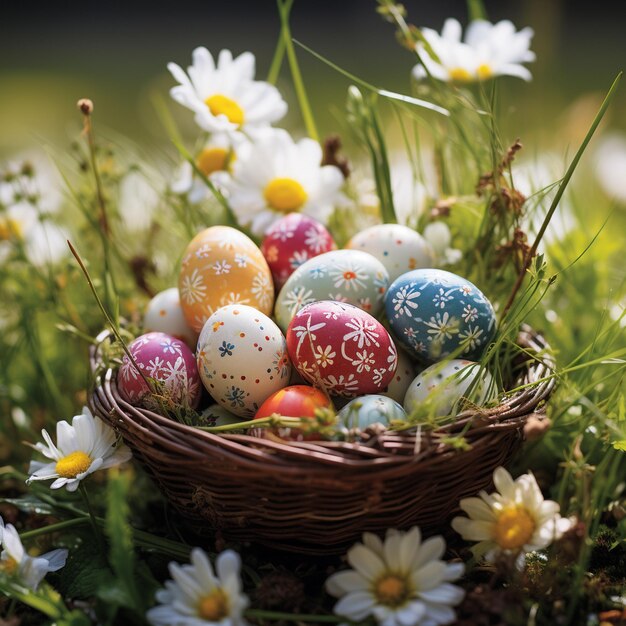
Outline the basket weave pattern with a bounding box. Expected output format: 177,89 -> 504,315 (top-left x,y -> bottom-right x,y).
89,325 -> 554,555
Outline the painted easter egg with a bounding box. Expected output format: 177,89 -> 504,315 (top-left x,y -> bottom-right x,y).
275,249 -> 389,331
195,404 -> 245,428
286,300 -> 397,398
345,223 -> 434,282
385,269 -> 496,363
260,213 -> 336,289
255,385 -> 331,419
197,305 -> 291,417
178,225 -> 274,333
143,287 -> 197,348
403,359 -> 496,416
380,349 -> 419,404
117,332 -> 202,410
338,394 -> 407,430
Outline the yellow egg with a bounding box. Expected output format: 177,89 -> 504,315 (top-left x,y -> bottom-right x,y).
178,226 -> 274,332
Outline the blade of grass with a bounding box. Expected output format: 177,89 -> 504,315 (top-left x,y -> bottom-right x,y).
294,39 -> 450,117
502,72 -> 622,317
277,0 -> 319,141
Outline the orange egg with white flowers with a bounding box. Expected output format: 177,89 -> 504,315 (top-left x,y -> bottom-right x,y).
178,225 -> 274,333
255,385 -> 331,420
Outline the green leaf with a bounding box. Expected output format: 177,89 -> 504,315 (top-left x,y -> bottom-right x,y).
54,530 -> 113,599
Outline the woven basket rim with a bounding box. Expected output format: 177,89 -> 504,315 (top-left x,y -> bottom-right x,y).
89,324 -> 555,468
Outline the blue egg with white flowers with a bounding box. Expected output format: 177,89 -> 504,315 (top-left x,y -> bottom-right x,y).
384,269 -> 496,364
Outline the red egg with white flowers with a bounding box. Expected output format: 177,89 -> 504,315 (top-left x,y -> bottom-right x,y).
260,213 -> 336,289
286,301 -> 398,398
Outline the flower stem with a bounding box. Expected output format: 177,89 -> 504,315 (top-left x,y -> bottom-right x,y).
245,609 -> 342,623
79,483 -> 105,554
19,517 -> 89,541
277,0 -> 319,141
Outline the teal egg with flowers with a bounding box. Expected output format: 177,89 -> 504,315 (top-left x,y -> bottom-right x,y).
384,269 -> 496,364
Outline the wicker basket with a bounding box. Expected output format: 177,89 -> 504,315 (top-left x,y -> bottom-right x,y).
89,325 -> 555,555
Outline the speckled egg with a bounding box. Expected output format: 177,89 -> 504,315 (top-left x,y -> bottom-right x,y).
404,359 -> 496,416
255,385 -> 331,419
275,249 -> 389,331
380,349 -> 419,404
143,288 -> 197,348
385,269 -> 496,363
117,332 -> 202,410
286,300 -> 397,398
178,225 -> 274,333
338,394 -> 407,430
197,305 -> 291,417
260,213 -> 336,289
345,224 -> 434,282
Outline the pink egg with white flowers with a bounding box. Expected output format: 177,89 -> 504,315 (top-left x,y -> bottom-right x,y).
261,213 -> 336,289
117,332 -> 202,410
286,300 -> 398,398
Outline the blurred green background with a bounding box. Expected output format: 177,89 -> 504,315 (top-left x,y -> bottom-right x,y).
1,0 -> 625,156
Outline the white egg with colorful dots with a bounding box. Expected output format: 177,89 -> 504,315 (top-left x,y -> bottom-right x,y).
144,288 -> 198,348
338,395 -> 407,430
197,305 -> 291,418
345,224 -> 434,282
403,359 -> 496,417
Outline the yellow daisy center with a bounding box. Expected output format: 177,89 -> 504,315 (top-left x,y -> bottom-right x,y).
0,557 -> 19,575
264,178 -> 308,213
205,94 -> 244,126
196,147 -> 232,177
492,506 -> 536,550
197,588 -> 229,621
55,451 -> 92,478
449,67 -> 473,82
477,63 -> 493,80
373,573 -> 410,608
0,218 -> 23,241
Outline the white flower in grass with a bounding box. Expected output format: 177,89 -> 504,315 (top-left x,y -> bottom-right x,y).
147,548 -> 249,626
26,406 -> 132,493
423,222 -> 462,266
451,467 -> 573,562
171,134 -> 245,205
0,517 -> 67,590
326,527 -> 464,626
168,48 -> 286,138
221,129 -> 345,236
413,18 -> 535,83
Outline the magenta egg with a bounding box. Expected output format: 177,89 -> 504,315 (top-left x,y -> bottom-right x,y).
117,332 -> 202,410
260,213 -> 336,289
286,301 -> 397,398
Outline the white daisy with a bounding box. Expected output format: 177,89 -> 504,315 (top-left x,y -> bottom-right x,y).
413,18 -> 535,83
26,406 -> 132,492
168,48 -> 287,138
0,517 -> 68,591
146,548 -> 249,626
171,134 -> 243,205
451,467 -> 573,561
326,526 -> 464,626
221,129 -> 345,236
